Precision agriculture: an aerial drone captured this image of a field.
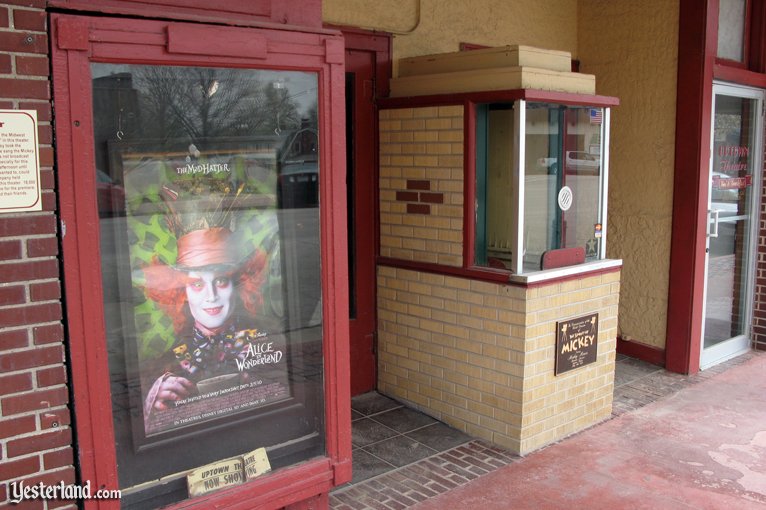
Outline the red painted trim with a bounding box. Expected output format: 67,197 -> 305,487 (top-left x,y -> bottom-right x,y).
713,63 -> 766,87
341,28 -> 392,395
48,0 -> 325,30
666,0 -> 717,375
463,101 -> 476,268
52,13 -> 351,508
616,337 -> 666,367
377,257 -> 621,289
751,0 -> 766,72
379,90 -> 619,110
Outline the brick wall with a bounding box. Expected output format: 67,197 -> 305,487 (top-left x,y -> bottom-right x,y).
0,2 -> 75,508
379,106 -> 464,266
754,129 -> 766,351
377,266 -> 619,454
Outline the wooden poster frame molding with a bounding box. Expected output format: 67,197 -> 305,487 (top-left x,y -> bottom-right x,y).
52,13 -> 351,509
666,0 -> 766,374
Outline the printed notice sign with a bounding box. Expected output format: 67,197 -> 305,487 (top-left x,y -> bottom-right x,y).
187,447 -> 271,497
555,313 -> 599,375
0,110 -> 41,213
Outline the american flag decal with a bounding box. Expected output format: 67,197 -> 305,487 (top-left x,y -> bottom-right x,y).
590,108 -> 603,125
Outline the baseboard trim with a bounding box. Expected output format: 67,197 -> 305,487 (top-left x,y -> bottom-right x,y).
617,337 -> 666,367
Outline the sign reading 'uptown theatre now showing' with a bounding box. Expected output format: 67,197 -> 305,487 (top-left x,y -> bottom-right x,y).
555,313 -> 598,375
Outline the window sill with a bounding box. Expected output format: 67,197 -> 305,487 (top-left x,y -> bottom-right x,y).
509,258 -> 623,285
377,256 -> 622,288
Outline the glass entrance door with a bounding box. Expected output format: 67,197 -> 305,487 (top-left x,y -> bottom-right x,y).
702,84 -> 764,368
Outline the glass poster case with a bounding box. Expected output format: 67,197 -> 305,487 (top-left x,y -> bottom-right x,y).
53,14 -> 350,510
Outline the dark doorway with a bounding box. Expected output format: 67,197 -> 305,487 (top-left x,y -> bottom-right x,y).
342,31 -> 390,396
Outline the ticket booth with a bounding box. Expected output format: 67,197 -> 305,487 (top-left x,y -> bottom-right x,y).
375,46 -> 621,454
52,4 -> 350,509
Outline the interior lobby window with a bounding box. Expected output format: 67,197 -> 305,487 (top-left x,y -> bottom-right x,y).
718,0 -> 747,63
475,101 -> 608,274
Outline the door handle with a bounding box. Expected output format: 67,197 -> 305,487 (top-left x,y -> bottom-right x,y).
708,209 -> 720,238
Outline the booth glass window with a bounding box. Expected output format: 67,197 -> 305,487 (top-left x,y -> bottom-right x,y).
92,63 -> 323,508
475,101 -> 608,274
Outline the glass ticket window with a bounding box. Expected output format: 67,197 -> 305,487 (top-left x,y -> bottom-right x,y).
475,101 -> 610,274
92,63 -> 324,508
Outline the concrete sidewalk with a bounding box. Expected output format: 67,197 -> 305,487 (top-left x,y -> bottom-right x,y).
413,352 -> 766,510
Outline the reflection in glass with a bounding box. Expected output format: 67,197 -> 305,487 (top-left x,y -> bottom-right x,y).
705,95 -> 756,348
717,0 -> 746,62
92,63 -> 323,508
474,102 -> 604,273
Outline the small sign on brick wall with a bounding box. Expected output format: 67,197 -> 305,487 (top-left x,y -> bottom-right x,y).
555,313 -> 598,375
0,110 -> 41,213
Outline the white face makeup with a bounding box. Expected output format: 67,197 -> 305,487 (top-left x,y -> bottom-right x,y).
185,270 -> 235,332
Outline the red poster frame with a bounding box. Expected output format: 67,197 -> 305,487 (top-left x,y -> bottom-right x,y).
52,13 -> 351,509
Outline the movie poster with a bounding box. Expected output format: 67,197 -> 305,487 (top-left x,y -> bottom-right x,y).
120,143 -> 292,437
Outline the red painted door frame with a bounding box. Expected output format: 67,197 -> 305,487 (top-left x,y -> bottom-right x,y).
667,0 -> 766,374
52,13 -> 351,508
337,28 -> 391,395
666,0 -> 717,375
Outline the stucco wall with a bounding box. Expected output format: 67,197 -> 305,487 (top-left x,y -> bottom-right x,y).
323,0 -> 579,74
578,0 -> 679,348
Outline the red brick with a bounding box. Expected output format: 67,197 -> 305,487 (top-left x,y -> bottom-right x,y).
0,239 -> 22,260
0,328 -> 28,351
0,100 -> 13,109
13,8 -> 46,31
0,284 -> 25,305
4,497 -> 45,510
39,146 -> 54,166
26,237 -> 58,258
0,7 -> 8,28
0,53 -> 11,74
43,448 -> 73,470
36,366 -> 66,387
30,281 -> 59,302
396,191 -> 419,202
0,78 -> 49,99
40,408 -> 70,430
0,344 -> 63,372
21,467 -> 77,494
37,124 -> 52,144
407,203 -> 431,215
33,323 -> 63,344
0,414 -> 36,440
0,259 -> 59,284
1,386 -> 68,416
407,180 -> 431,191
0,302 -> 62,326
419,192 -> 444,204
19,101 -> 51,121
40,168 -> 54,189
0,214 -> 56,236
15,55 -> 48,76
0,455 -> 39,480
0,31 -> 47,54
41,191 -> 57,212
3,0 -> 45,7
0,372 -> 33,396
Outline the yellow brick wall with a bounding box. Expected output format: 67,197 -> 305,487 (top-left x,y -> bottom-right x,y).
377,266 -> 620,454
379,106 -> 465,266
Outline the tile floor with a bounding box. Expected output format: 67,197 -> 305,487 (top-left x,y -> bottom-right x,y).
333,351 -> 757,508
349,392 -> 472,484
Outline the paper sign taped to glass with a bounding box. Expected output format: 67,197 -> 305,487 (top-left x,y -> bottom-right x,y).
121,144 -> 291,438
187,447 -> 272,497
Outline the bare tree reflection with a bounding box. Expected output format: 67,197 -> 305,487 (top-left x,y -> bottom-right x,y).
132,67 -> 301,144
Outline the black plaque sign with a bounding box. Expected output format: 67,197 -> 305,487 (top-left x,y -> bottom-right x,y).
555,313 -> 598,375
